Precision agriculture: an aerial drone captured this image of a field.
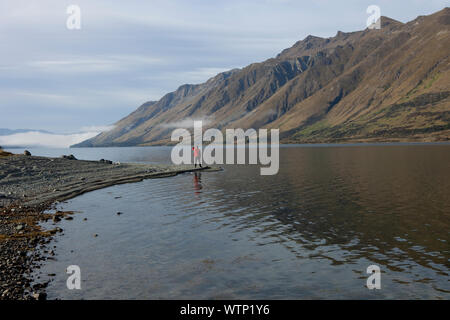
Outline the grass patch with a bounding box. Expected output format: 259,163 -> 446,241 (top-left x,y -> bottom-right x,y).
294,120 -> 330,137
424,72 -> 441,89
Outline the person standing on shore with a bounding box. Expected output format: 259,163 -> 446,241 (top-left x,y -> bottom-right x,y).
193,146 -> 202,168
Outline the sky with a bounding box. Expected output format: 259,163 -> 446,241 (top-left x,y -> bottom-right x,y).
0,0 -> 448,146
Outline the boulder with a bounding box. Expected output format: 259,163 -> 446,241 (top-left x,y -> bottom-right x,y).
61,154 -> 77,160
32,292 -> 47,300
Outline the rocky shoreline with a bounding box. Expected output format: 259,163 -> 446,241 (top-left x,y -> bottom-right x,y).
0,152 -> 216,300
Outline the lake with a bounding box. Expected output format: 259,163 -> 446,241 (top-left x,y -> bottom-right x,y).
8,144 -> 449,299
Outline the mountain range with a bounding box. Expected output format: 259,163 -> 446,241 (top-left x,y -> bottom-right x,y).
74,8 -> 450,147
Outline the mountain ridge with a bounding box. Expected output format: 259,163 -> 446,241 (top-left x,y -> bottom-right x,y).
74,8 -> 450,147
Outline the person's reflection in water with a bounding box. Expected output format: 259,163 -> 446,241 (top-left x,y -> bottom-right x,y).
193,172 -> 202,195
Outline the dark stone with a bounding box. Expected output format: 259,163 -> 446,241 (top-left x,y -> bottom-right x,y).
62,154 -> 77,160
32,292 -> 47,300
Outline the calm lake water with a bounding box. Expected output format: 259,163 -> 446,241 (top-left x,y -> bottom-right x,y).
9,144 -> 449,299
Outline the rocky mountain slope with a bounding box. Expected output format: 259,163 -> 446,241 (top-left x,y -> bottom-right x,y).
74,8 -> 450,147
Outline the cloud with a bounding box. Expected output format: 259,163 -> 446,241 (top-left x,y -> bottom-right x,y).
24,55 -> 165,74
0,125 -> 114,148
0,89 -> 156,110
0,131 -> 99,148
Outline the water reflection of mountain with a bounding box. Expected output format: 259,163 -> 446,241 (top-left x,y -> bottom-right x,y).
199,146 -> 450,277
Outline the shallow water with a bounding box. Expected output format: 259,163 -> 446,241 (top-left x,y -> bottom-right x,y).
21,144 -> 450,299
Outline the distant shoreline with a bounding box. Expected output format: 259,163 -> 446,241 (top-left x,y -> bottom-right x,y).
2,140 -> 450,150
71,138 -> 450,148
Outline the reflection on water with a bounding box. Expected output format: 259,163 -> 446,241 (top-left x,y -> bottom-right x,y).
29,144 -> 450,299
193,172 -> 202,195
